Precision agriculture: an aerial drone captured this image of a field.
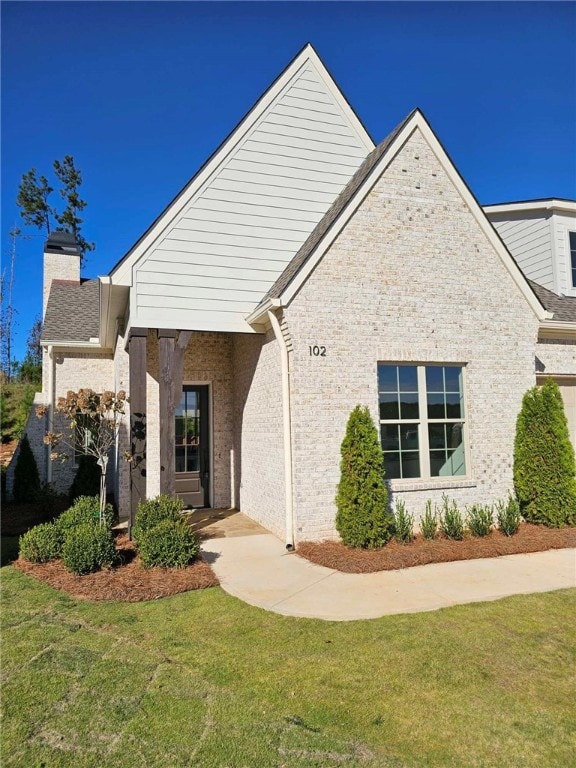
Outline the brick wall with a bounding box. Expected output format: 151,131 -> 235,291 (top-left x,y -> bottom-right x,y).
232,331 -> 286,538
50,351 -> 115,495
536,337 -> 576,376
284,127 -> 540,539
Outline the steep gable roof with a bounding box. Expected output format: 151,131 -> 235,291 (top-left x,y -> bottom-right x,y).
248,109 -> 551,324
110,44 -> 374,289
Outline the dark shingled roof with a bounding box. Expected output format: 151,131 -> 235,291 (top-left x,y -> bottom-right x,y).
260,109 -> 418,306
42,279 -> 100,342
528,280 -> 576,323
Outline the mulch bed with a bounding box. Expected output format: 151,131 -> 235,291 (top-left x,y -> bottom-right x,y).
297,523 -> 576,573
13,534 -> 219,601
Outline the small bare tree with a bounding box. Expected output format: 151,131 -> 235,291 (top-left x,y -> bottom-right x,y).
38,389 -> 127,523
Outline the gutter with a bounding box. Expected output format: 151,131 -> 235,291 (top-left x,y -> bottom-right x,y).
267,309 -> 295,551
538,320 -> 576,338
246,297 -> 281,326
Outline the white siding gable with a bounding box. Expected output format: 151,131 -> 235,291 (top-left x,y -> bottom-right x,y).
553,211 -> 576,296
123,50 -> 373,333
485,203 -> 576,296
488,212 -> 555,291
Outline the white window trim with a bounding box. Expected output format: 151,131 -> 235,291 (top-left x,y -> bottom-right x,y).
378,362 -> 472,484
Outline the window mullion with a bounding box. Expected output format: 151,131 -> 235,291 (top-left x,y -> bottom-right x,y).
417,366 -> 430,478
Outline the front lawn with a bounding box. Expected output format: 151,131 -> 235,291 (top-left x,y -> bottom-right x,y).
1,565 -> 574,767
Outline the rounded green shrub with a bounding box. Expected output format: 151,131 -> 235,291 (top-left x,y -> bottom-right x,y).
19,522 -> 62,563
514,379 -> 576,527
137,519 -> 199,569
132,494 -> 184,545
56,496 -> 114,535
335,405 -> 393,548
13,434 -> 41,503
61,523 -> 116,575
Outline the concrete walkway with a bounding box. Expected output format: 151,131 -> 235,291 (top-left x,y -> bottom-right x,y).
202,533 -> 576,621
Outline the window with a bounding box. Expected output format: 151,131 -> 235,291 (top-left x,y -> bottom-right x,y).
74,413 -> 94,462
378,364 -> 466,480
570,231 -> 576,288
175,387 -> 201,473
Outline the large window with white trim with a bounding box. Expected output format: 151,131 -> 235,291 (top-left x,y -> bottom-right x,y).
378,363 -> 467,480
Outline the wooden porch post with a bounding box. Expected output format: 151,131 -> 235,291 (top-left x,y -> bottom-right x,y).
128,328 -> 147,530
158,329 -> 192,497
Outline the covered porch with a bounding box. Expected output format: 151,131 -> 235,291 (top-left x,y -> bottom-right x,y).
124,327 -> 286,538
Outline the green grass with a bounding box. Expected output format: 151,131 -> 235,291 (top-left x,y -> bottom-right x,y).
1,566 -> 575,768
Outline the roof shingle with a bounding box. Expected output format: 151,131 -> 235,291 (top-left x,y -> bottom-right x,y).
528,280 -> 576,323
41,279 -> 100,342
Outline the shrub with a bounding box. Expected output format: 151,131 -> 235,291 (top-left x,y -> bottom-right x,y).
420,500 -> 438,540
496,496 -> 522,537
56,495 -> 114,537
393,499 -> 414,543
335,406 -> 393,548
13,434 -> 41,502
466,504 -> 493,537
19,522 -> 62,563
69,455 -> 100,502
439,496 -> 464,540
132,494 -> 184,544
138,519 -> 200,568
514,379 -> 576,527
61,523 -> 116,575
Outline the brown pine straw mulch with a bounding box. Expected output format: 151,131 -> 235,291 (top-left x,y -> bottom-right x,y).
14,534 -> 219,602
297,523 -> 576,574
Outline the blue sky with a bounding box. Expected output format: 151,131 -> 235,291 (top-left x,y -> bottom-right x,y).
2,1 -> 575,360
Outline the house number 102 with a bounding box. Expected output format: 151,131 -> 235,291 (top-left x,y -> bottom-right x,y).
309,345 -> 326,357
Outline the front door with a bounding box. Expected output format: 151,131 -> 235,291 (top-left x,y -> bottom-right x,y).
175,385 -> 209,508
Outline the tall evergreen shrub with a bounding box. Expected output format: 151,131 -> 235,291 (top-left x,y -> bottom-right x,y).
514,378 -> 576,526
335,405 -> 393,548
69,454 -> 100,502
13,434 -> 41,502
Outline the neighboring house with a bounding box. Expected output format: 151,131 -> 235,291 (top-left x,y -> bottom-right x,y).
484,200 -> 576,451
12,44 -> 576,546
484,199 -> 576,297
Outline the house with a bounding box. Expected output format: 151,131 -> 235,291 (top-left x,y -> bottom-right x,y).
14,44 -> 576,546
484,200 -> 576,448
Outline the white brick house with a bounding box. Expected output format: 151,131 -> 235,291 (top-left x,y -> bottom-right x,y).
25,44 -> 576,545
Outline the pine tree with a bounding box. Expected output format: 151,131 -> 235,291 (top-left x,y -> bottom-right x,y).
514,378 -> 576,527
335,405 -> 393,548
17,156 -> 94,264
13,434 -> 41,503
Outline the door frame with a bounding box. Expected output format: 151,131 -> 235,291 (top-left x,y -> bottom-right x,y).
180,380 -> 213,508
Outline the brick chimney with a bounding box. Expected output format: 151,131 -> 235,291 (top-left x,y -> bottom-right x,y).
43,232 -> 81,320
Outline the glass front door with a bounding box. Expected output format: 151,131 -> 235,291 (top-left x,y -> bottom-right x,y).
175,385 -> 209,508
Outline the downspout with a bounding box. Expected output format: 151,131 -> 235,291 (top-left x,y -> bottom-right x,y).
46,345 -> 55,484
267,309 -> 295,550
